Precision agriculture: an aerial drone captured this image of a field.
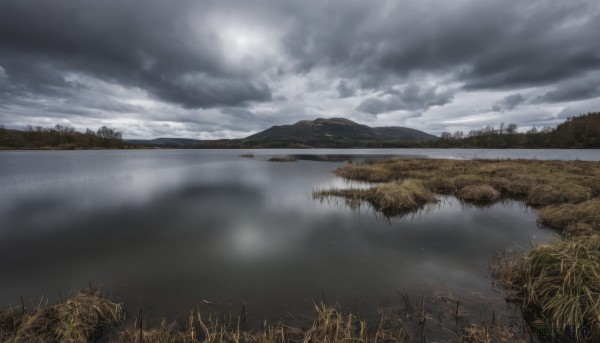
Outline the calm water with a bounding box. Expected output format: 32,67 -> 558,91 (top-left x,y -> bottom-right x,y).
1,149 -> 591,338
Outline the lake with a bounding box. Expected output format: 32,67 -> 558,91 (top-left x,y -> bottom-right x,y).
0,148 -> 596,339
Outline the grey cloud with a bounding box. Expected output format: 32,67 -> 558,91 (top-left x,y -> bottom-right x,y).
492,94 -> 525,112
336,80 -> 355,98
357,84 -> 454,115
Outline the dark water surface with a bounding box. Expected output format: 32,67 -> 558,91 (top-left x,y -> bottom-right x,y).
1,149 -> 585,337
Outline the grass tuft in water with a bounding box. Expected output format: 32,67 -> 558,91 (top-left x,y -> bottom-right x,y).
314,180 -> 437,216
492,235 -> 600,340
457,185 -> 501,203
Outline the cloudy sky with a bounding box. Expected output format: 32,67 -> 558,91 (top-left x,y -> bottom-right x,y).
1,0 -> 599,139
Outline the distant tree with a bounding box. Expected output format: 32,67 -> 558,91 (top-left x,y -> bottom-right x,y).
506,123 -> 518,134
440,131 -> 452,140
96,126 -> 123,147
452,131 -> 464,139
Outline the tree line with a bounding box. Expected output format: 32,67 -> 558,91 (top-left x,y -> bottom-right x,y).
430,112 -> 600,148
0,124 -> 126,149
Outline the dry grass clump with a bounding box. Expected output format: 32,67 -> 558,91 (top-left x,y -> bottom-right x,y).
491,236 -> 600,340
527,183 -> 591,206
538,199 -> 600,232
457,185 -> 501,203
268,156 -> 297,162
1,290 -> 124,342
315,180 -> 437,216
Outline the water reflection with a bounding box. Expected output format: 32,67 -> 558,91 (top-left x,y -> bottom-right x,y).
0,150 -> 557,340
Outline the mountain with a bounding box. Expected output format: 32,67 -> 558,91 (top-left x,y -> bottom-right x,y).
238,118 -> 436,148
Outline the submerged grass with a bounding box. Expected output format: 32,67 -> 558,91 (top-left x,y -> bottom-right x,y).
492,236 -> 600,341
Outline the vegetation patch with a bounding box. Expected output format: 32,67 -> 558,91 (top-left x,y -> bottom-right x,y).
0,290 -> 124,342
315,180 -> 437,216
457,185 -> 501,203
492,236 -> 600,341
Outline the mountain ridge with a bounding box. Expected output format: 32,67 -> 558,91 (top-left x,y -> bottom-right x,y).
127,117 -> 437,148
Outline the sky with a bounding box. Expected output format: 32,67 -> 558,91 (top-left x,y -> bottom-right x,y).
0,0 -> 599,139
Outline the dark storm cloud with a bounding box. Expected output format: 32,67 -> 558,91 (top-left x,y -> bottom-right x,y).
336,80 -> 355,98
280,0 -> 600,90
492,94 -> 525,112
356,84 -> 454,115
532,72 -> 600,104
0,0 -> 272,109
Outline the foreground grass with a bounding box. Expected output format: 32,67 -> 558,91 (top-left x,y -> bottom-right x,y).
0,290 -> 124,342
1,291 -> 525,343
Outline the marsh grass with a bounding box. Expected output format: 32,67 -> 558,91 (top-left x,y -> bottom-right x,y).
492,236 -> 600,341
324,158 -> 599,221
268,156 -> 297,162
0,290 -> 124,342
315,180 -> 437,216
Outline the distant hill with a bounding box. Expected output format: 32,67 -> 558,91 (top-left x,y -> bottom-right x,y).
245,118 -> 436,144
192,118 -> 436,148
